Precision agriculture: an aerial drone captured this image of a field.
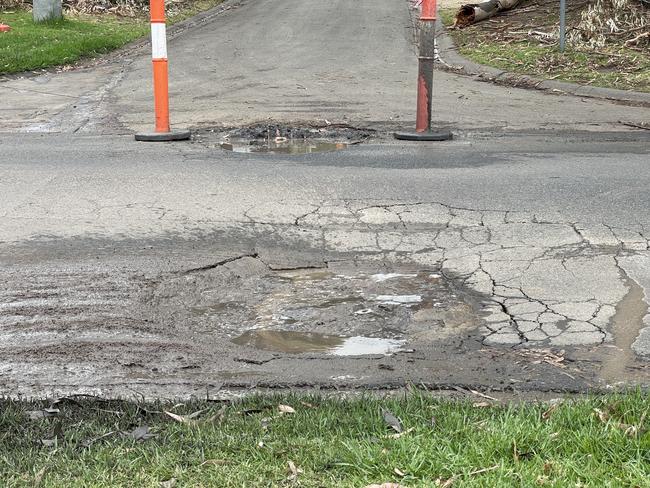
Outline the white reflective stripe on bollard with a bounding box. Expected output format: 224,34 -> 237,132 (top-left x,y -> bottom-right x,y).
150,23 -> 168,60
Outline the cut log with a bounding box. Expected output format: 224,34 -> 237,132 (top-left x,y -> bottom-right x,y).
454,0 -> 522,28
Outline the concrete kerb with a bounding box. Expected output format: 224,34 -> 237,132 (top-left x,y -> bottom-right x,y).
435,19 -> 650,108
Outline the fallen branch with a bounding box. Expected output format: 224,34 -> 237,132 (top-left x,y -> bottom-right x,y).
454,0 -> 522,28
625,31 -> 650,47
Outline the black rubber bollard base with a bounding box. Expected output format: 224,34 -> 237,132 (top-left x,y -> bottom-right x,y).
394,131 -> 453,141
135,129 -> 191,142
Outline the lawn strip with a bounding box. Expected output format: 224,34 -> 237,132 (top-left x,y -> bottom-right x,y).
1,391 -> 648,487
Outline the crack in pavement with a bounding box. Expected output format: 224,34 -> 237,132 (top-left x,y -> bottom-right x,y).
2,196 -> 649,393
252,198 -> 650,359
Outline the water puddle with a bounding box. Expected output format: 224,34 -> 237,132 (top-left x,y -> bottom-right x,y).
185,265 -> 481,348
601,273 -> 648,383
373,294 -> 422,305
220,138 -> 348,154
232,329 -> 404,356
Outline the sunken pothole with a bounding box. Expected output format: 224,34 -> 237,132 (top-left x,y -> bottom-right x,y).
194,124 -> 374,155
150,258 -> 482,356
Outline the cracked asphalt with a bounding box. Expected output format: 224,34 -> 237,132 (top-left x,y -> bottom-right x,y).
1,0 -> 649,398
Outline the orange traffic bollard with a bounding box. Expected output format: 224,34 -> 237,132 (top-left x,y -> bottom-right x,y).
135,0 -> 190,141
395,0 -> 452,141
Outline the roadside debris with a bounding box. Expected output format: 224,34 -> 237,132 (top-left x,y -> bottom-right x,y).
278,404 -> 296,414
127,425 -> 156,442
382,409 -> 403,433
454,0 -> 522,28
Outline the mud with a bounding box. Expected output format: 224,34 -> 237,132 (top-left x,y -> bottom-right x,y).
601,273 -> 649,383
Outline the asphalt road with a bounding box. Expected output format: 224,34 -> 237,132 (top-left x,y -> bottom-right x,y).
0,0 -> 649,399
1,0 -> 648,132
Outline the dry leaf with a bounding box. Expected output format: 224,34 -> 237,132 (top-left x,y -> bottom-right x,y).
436,478 -> 455,487
160,479 -> 176,488
164,411 -> 188,423
28,408 -> 59,420
594,408 -> 609,423
593,408 -> 641,436
387,427 -> 415,439
542,404 -> 558,420
164,410 -> 199,425
382,410 -> 403,433
261,417 -> 272,430
33,467 -> 46,486
467,464 -> 499,476
394,467 -> 406,477
473,401 -> 490,408
186,409 -> 207,419
278,404 -> 296,414
469,389 -> 499,401
364,484 -> 405,488
201,459 -> 230,466
81,430 -> 117,448
287,460 -> 303,480
128,425 -> 156,442
623,424 -> 638,437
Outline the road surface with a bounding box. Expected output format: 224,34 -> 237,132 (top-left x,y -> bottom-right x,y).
0,0 -> 649,399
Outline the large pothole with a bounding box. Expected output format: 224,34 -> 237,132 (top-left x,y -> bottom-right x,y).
147,258 -> 482,356
193,124 -> 375,155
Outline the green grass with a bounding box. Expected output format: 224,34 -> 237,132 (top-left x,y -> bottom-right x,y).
0,1 -> 223,74
1,392 -> 649,487
0,10 -> 149,74
440,8 -> 650,92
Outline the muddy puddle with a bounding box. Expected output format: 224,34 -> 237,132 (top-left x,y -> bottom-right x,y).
168,263 -> 483,354
232,330 -> 404,355
220,138 -> 348,154
601,273 -> 649,383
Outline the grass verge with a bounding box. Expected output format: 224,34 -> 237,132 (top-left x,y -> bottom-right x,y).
0,0 -> 222,75
1,391 -> 649,487
440,5 -> 650,92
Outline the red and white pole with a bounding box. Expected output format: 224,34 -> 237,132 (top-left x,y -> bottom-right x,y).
395,0 -> 452,141
135,0 -> 190,141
